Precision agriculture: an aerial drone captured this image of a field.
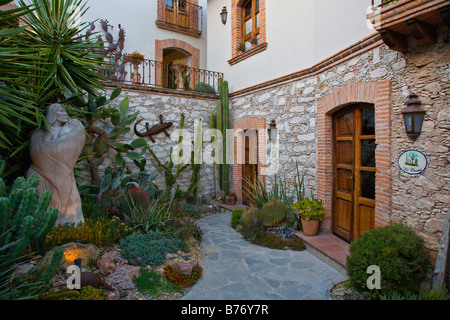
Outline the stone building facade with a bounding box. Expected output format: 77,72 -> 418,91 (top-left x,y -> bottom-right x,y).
228,26 -> 449,261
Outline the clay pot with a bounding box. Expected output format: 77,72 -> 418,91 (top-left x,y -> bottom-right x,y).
301,218 -> 320,236
225,195 -> 236,205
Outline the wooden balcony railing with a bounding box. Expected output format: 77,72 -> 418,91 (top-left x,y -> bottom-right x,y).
156,0 -> 203,37
368,0 -> 450,53
102,56 -> 223,96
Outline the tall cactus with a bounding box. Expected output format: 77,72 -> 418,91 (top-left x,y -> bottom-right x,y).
220,79 -> 230,195
0,171 -> 58,265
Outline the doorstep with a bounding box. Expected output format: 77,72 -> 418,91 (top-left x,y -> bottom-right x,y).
295,231 -> 349,276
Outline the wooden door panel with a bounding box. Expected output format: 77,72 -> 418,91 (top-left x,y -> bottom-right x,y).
334,198 -> 352,240
358,204 -> 375,238
333,104 -> 376,242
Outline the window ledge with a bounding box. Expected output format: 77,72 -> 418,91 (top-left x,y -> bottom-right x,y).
228,42 -> 268,66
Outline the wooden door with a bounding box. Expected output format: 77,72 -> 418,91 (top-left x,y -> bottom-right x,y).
333,104 -> 376,242
242,135 -> 257,205
165,0 -> 189,28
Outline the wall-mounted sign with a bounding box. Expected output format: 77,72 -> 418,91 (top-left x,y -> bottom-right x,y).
398,149 -> 428,175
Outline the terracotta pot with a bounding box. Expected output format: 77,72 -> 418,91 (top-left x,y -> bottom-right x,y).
301,218 -> 320,236
225,195 -> 236,205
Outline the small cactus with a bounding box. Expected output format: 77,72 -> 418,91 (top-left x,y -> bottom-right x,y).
123,184 -> 150,213
240,206 -> 260,226
259,199 -> 288,227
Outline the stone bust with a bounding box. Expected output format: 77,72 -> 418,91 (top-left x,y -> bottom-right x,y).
27,104 -> 85,225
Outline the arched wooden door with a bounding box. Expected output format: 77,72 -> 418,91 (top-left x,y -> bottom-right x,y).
332,104 -> 376,242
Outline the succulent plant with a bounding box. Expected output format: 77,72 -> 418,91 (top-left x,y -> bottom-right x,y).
240,206 -> 260,226
259,199 -> 288,227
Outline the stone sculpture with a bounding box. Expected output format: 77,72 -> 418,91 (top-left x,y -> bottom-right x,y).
27,104 -> 85,225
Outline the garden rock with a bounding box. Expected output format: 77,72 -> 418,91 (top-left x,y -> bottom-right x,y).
97,257 -> 116,275
174,260 -> 200,276
108,290 -> 121,300
107,265 -> 140,291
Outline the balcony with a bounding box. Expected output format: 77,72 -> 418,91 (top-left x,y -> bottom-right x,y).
102,56 -> 223,97
156,0 -> 203,38
367,0 -> 450,53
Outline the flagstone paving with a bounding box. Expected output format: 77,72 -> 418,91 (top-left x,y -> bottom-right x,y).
182,211 -> 347,300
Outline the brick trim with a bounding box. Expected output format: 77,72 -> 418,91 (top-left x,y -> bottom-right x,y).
232,118 -> 267,203
317,81 -> 391,234
154,39 -> 200,87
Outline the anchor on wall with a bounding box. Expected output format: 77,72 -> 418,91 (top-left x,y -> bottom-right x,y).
133,115 -> 173,143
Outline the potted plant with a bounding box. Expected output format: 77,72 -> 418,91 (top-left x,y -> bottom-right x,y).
225,193 -> 237,205
125,51 -> 145,84
172,59 -> 188,90
291,198 -> 325,236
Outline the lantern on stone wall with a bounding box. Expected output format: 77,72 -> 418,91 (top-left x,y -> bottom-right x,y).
267,119 -> 277,142
402,93 -> 426,140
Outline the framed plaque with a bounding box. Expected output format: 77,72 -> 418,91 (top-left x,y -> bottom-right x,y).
398,149 -> 428,175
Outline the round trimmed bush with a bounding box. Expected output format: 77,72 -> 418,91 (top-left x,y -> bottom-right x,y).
346,223 -> 431,299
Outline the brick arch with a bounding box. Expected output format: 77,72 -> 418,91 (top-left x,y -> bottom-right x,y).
155,39 -> 200,87
317,80 -> 391,234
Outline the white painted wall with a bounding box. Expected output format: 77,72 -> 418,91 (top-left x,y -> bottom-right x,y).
82,0 -> 208,69
207,0 -> 376,92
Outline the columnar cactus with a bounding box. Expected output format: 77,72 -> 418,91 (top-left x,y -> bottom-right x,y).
0,161 -> 58,270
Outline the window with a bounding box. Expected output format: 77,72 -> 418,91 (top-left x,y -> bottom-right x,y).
229,0 -> 266,65
242,0 -> 259,51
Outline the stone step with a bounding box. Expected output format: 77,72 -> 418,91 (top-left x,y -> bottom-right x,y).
295,232 -> 349,276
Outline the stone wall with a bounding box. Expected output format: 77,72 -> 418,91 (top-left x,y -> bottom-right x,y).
98,88 -> 219,201
229,26 -> 450,257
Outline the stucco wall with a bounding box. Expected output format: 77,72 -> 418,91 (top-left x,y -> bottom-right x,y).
82,0 -> 208,69
207,0 -> 374,92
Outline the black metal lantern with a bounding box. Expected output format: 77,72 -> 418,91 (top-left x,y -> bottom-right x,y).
220,6 -> 228,25
402,93 -> 426,140
267,120 -> 277,142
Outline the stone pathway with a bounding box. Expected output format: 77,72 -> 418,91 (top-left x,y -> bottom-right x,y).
182,211 -> 348,300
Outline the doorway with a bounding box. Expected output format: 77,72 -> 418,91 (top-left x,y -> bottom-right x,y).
332,103 -> 376,242
242,130 -> 258,205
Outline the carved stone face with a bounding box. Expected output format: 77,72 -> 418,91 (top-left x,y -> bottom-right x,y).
56,107 -> 70,124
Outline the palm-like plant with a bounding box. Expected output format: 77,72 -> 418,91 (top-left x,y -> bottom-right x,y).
0,0 -> 110,177
18,0 -> 107,103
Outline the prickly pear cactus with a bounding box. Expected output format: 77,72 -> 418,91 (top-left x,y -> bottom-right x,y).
259,199 -> 288,227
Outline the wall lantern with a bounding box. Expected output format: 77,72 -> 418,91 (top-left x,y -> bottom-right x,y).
220,6 -> 228,25
267,120 -> 277,142
402,93 -> 426,140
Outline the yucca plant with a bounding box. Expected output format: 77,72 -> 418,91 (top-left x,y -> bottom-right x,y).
17,0 -> 108,103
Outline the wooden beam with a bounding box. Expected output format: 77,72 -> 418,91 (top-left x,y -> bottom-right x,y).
379,29 -> 408,54
406,19 -> 437,45
432,209 -> 450,288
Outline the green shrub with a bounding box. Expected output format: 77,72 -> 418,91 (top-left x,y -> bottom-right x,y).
231,208 -> 244,229
42,217 -> 123,250
193,82 -> 216,94
120,231 -> 187,267
251,232 -> 305,251
346,223 -> 431,299
240,207 -> 260,226
177,219 -> 203,241
239,216 -> 266,241
71,286 -> 108,300
381,284 -> 450,300
182,202 -> 202,220
134,268 -> 182,298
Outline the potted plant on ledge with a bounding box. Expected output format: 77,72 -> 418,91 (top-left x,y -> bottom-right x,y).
291,198 -> 325,236
225,193 -> 237,205
125,51 -> 145,84
172,59 -> 188,91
